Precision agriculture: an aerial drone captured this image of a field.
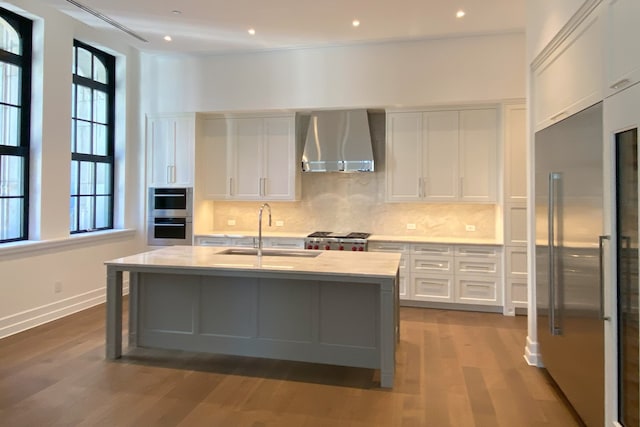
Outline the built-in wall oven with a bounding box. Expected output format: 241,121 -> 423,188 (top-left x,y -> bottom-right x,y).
147,187 -> 193,246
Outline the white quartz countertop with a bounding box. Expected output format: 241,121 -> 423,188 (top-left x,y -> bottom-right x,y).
197,231 -> 503,245
196,231 -> 309,239
368,235 -> 502,245
105,245 -> 401,279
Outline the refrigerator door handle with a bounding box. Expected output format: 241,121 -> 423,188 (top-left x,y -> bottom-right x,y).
599,235 -> 611,321
548,172 -> 561,335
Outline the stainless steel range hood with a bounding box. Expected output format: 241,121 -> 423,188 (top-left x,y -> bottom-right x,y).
301,109 -> 374,172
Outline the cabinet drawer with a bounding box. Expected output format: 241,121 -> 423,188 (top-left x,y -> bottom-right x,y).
229,237 -> 256,247
455,257 -> 500,276
455,245 -> 500,257
412,244 -> 453,256
412,274 -> 453,302
368,242 -> 410,252
196,237 -> 229,246
411,255 -> 453,274
456,277 -> 499,305
265,238 -> 304,249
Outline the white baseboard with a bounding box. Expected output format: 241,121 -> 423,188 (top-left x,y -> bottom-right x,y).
524,335 -> 541,366
0,282 -> 129,339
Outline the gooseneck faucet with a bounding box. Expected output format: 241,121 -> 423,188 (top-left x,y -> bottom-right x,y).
257,203 -> 272,257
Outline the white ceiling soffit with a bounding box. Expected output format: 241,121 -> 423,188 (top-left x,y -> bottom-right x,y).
39,0 -> 526,54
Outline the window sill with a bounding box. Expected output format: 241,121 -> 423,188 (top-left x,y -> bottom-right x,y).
0,228 -> 137,259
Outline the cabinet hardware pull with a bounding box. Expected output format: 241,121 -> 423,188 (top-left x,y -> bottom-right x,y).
550,111 -> 567,121
610,78 -> 631,90
599,235 -> 611,321
229,177 -> 233,196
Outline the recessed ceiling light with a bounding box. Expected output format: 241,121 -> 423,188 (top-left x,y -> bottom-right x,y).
163,35 -> 172,42
352,19 -> 360,27
171,10 -> 181,15
456,10 -> 465,18
248,28 -> 256,35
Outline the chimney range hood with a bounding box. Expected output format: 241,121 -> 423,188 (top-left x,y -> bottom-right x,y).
301,109 -> 374,172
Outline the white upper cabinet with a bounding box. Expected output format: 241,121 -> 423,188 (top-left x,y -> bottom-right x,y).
386,108 -> 498,203
203,114 -> 298,201
533,3 -> 604,131
147,114 -> 195,187
604,0 -> 640,97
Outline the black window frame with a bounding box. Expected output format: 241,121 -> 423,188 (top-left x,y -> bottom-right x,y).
70,39 -> 115,234
0,7 -> 32,243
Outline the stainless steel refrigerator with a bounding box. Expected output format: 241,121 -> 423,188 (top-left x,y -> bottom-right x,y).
535,102 -> 605,427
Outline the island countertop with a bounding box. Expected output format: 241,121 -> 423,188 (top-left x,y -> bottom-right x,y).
105,245 -> 402,279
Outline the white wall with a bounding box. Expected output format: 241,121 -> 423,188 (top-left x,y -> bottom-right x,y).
141,32 -> 526,113
0,0 -> 146,338
526,0 -> 585,62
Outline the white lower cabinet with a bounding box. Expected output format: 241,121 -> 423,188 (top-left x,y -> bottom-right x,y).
195,235 -> 304,249
370,240 -> 503,309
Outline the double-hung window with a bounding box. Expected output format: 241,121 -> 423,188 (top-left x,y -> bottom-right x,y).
70,40 -> 115,233
0,7 -> 31,243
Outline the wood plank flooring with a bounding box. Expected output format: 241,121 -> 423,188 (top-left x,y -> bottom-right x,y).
0,302 -> 582,426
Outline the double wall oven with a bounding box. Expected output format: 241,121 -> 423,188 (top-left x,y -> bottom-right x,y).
147,187 -> 193,246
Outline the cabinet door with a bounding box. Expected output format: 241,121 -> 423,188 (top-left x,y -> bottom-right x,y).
504,105 -> 527,202
230,118 -> 262,199
423,111 -> 459,201
263,117 -> 295,200
386,113 -> 423,201
604,0 -> 640,97
147,116 -> 172,187
533,6 -> 603,130
203,118 -> 230,199
172,115 -> 195,187
459,109 -> 498,202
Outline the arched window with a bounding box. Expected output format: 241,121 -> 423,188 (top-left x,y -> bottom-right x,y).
0,7 -> 31,243
70,40 -> 115,233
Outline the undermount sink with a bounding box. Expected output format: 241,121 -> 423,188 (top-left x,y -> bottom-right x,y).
218,248 -> 321,258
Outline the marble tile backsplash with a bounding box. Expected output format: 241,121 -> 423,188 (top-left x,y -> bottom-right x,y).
209,172 -> 497,238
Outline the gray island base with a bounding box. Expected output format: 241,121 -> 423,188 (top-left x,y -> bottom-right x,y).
105,246 -> 401,388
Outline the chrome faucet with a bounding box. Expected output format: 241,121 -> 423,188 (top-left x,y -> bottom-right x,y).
257,203 -> 272,257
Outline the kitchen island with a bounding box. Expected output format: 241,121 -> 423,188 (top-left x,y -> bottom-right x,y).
105,246 -> 401,387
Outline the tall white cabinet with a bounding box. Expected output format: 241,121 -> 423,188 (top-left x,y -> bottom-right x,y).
386,107 -> 498,203
146,113 -> 195,187
502,104 -> 528,315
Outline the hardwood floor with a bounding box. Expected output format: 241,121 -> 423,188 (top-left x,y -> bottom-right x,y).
0,303 -> 581,426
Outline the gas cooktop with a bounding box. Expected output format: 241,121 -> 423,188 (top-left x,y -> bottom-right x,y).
305,231 -> 371,251
307,231 -> 371,239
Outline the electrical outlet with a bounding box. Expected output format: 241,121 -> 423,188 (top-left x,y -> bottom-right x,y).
406,223 -> 417,230
275,220 -> 284,227
227,219 -> 236,226
54,281 -> 62,293
465,224 -> 476,232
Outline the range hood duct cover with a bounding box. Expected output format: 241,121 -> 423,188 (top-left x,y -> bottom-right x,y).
302,110 -> 374,172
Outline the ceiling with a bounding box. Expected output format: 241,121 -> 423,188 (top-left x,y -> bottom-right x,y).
39,0 -> 526,55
